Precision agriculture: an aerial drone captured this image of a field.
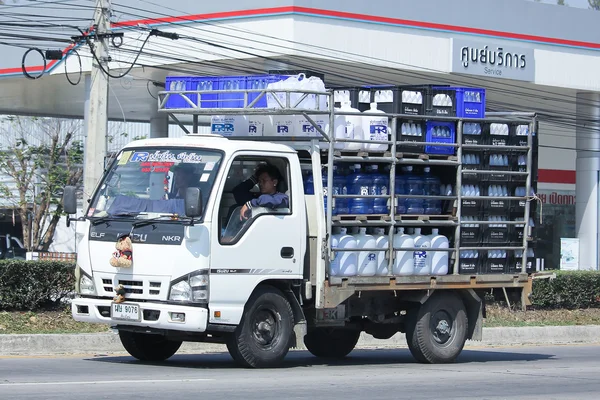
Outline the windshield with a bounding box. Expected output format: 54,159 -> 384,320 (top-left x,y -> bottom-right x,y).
88,147 -> 222,219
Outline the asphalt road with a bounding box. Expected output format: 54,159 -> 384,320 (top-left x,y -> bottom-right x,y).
1,345 -> 600,399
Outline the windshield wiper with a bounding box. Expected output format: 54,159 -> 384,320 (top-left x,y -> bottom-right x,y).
131,214 -> 178,228
90,212 -> 146,226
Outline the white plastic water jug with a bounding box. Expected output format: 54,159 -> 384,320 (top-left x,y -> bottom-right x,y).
413,227 -> 431,275
429,228 -> 449,275
247,115 -> 273,136
339,101 -> 364,151
333,109 -> 348,150
393,227 -> 414,275
332,227 -> 358,277
373,228 -> 389,276
210,115 -> 249,136
355,227 -> 377,276
362,102 -> 389,152
296,115 -> 328,137
270,115 -> 300,137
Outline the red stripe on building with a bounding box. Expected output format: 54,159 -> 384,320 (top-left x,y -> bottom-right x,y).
538,169 -> 576,184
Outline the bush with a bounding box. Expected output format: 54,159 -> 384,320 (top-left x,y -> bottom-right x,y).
531,270 -> 600,310
0,260 -> 75,311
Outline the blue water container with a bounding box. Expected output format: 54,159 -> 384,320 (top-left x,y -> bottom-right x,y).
423,166 -> 442,215
303,168 -> 314,194
370,165 -> 389,214
347,164 -> 373,214
395,173 -> 407,215
404,166 -> 424,215
333,166 -> 349,215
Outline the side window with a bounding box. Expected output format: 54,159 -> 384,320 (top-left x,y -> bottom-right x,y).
218,156 -> 291,244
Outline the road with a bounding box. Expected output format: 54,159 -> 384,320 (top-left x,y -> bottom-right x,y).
1,345 -> 599,399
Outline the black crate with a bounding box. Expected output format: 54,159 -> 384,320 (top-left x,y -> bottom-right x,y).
462,121 -> 485,149
397,120 -> 426,153
459,256 -> 483,274
460,227 -> 481,245
510,250 -> 536,274
483,226 -> 509,244
369,86 -> 428,115
483,122 -> 516,147
508,120 -> 539,149
461,198 -> 483,215
426,86 -> 457,117
332,87 -> 370,110
484,254 -> 509,274
509,223 -> 535,245
461,152 -> 483,182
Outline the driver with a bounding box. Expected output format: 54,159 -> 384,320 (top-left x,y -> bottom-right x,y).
232,163 -> 289,220
169,163 -> 198,199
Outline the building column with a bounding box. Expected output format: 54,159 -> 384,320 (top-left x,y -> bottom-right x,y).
575,92 -> 600,270
150,111 -> 168,138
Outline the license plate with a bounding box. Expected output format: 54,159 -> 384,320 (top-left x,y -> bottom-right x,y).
316,305 -> 346,322
111,302 -> 140,322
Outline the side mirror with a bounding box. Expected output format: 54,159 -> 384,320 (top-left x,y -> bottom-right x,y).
184,187 -> 203,218
63,186 -> 78,215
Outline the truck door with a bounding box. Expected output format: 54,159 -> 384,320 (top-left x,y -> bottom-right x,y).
209,153 -> 304,325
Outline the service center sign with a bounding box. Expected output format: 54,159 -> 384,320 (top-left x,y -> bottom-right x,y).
451,38 -> 535,82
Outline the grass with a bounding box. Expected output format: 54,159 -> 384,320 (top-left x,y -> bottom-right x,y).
0,308 -> 110,334
484,304 -> 600,327
1,305 -> 600,334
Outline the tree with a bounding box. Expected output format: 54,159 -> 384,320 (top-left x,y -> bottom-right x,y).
0,116 -> 84,251
557,0 -> 567,5
590,0 -> 600,9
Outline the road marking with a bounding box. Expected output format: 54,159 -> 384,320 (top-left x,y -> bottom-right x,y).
0,378 -> 214,386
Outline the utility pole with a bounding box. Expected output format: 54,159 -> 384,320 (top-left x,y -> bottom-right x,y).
83,0 -> 110,201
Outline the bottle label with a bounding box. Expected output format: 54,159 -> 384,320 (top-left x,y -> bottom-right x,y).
414,250 -> 427,271
360,186 -> 369,196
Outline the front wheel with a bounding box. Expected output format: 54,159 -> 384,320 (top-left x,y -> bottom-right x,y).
304,328 -> 360,359
226,287 -> 294,368
405,292 -> 468,364
118,331 -> 182,361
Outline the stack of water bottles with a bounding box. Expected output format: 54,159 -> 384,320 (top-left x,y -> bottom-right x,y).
303,164 -> 447,217
330,227 -> 449,277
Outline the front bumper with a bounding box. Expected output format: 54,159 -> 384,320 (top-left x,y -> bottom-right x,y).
72,297 -> 208,332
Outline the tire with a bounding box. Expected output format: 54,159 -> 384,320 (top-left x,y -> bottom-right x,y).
226,287 -> 294,368
304,328 -> 360,359
405,292 -> 468,364
118,331 -> 182,362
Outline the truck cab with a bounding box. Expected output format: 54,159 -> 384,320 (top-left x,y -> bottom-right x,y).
67,135 -> 308,367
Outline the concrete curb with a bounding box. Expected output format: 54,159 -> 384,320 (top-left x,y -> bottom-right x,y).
2,326 -> 600,356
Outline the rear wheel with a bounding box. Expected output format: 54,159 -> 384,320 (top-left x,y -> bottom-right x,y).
405,292 -> 468,364
226,287 -> 294,368
118,331 -> 182,361
304,328 -> 360,359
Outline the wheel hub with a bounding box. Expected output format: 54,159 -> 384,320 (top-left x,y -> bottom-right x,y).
252,309 -> 279,347
430,310 -> 453,344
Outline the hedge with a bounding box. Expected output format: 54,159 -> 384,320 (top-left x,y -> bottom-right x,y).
0,260 -> 75,311
531,270 -> 600,310
1,260 -> 600,311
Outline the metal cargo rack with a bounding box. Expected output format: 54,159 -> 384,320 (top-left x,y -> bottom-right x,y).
158,87 -> 538,308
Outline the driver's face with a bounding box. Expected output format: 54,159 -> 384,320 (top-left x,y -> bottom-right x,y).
258,172 -> 277,194
175,171 -> 191,188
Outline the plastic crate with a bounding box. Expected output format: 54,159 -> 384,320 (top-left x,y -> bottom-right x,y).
510,250 -> 536,274
483,226 -> 509,245
217,76 -> 247,108
509,120 -> 539,148
425,121 -> 456,155
191,76 -> 219,108
483,152 -> 512,182
462,122 -> 485,148
164,76 -> 198,109
462,152 -> 483,182
483,122 -> 516,147
246,74 -> 291,108
397,120 -> 426,153
484,252 -> 509,274
369,85 -> 428,115
484,184 -> 511,214
428,86 -> 458,117
460,214 -> 482,245
452,87 -> 486,118
332,87 -> 370,110
459,252 -> 483,274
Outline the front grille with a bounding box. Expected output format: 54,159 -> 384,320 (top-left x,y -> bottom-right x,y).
98,274 -> 165,298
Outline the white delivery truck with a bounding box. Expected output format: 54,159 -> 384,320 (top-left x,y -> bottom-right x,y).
64,86 -> 538,368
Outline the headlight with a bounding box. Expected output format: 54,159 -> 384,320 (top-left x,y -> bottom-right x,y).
169,270 -> 209,303
80,274 -> 96,295
169,281 -> 192,301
